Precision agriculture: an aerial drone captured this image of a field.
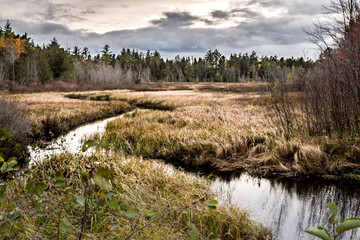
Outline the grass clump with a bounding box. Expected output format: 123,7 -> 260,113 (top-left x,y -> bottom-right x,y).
89,94 -> 110,101
118,97 -> 176,111
64,93 -> 89,100
0,153 -> 271,239
95,109 -> 273,173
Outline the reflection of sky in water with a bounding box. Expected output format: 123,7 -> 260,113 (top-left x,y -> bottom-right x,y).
212,174 -> 360,240
29,110 -> 139,164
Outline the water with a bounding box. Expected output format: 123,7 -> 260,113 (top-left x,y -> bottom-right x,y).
212,173 -> 360,240
29,110 -> 137,164
28,112 -> 360,239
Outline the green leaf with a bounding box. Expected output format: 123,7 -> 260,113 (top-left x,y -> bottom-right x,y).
125,209 -> 137,219
182,209 -> 190,214
110,224 -> 117,231
336,217 -> 360,234
76,196 -> 86,207
304,227 -> 334,240
94,175 -> 110,192
327,202 -> 339,225
207,199 -> 218,207
56,172 -> 64,180
9,211 -> 22,221
205,205 -> 216,210
4,158 -> 19,172
62,217 -> 70,226
82,140 -> 94,152
25,182 -> 35,194
0,129 -> 12,140
187,222 -> 199,240
60,217 -> 70,231
54,180 -> 65,188
37,212 -> 47,217
109,199 -> 118,207
106,192 -> 114,198
36,184 -> 45,195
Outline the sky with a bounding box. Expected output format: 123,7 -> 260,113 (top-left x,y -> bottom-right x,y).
0,0 -> 330,59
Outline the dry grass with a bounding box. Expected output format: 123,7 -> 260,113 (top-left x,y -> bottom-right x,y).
6,91 -> 133,140
0,152 -> 271,239
6,82 -> 360,177
86,86 -> 360,178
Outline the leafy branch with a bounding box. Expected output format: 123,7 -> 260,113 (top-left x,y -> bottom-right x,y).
304,202 -> 360,240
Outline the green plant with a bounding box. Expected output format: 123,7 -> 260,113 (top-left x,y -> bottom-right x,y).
304,202 -> 360,240
0,129 -> 20,174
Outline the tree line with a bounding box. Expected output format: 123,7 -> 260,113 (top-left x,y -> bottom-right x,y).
0,21 -> 312,86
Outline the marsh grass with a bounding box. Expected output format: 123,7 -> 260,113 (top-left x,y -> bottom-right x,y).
8,92 -> 133,140
0,153 -> 271,239
90,88 -> 360,178
8,83 -> 360,177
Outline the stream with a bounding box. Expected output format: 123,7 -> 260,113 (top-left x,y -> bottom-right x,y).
29,113 -> 360,240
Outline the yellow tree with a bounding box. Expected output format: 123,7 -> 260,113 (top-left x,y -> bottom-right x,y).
0,32 -> 27,81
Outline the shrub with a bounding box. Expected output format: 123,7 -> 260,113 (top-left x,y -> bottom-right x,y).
0,98 -> 31,164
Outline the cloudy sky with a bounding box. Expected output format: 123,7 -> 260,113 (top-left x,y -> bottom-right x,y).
1,0 -> 330,59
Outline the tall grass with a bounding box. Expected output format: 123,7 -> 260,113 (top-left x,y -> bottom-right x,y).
0,153 -> 271,239
93,89 -> 360,178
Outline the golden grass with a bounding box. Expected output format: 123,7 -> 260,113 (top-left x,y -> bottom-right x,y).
0,152 -> 271,239
6,91 -> 133,139
85,86 -> 359,178
7,82 -> 360,177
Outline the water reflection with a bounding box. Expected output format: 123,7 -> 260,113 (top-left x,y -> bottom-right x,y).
28,110 -> 139,164
211,174 -> 360,240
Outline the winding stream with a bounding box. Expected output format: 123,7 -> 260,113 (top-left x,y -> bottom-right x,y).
29,113 -> 360,240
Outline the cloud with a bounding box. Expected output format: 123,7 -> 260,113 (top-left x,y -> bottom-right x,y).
151,11 -> 200,28
211,10 -> 230,19
2,0 -> 330,59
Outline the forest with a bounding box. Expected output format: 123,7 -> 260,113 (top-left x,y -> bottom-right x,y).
0,20 -> 311,88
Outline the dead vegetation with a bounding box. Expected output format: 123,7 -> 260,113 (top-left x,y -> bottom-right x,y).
6,83 -> 360,178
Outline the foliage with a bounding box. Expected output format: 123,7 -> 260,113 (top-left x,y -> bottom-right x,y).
304,202 -> 360,240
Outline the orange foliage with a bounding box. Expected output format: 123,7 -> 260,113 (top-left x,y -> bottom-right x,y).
0,32 -> 27,56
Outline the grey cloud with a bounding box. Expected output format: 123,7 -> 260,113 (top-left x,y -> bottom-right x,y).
5,13 -> 312,58
43,3 -> 83,21
3,0 -> 325,59
231,8 -> 259,19
41,2 -> 100,23
81,9 -> 97,15
151,11 -> 200,28
211,10 -> 230,19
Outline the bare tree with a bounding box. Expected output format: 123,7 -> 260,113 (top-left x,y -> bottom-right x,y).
302,0 -> 360,138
